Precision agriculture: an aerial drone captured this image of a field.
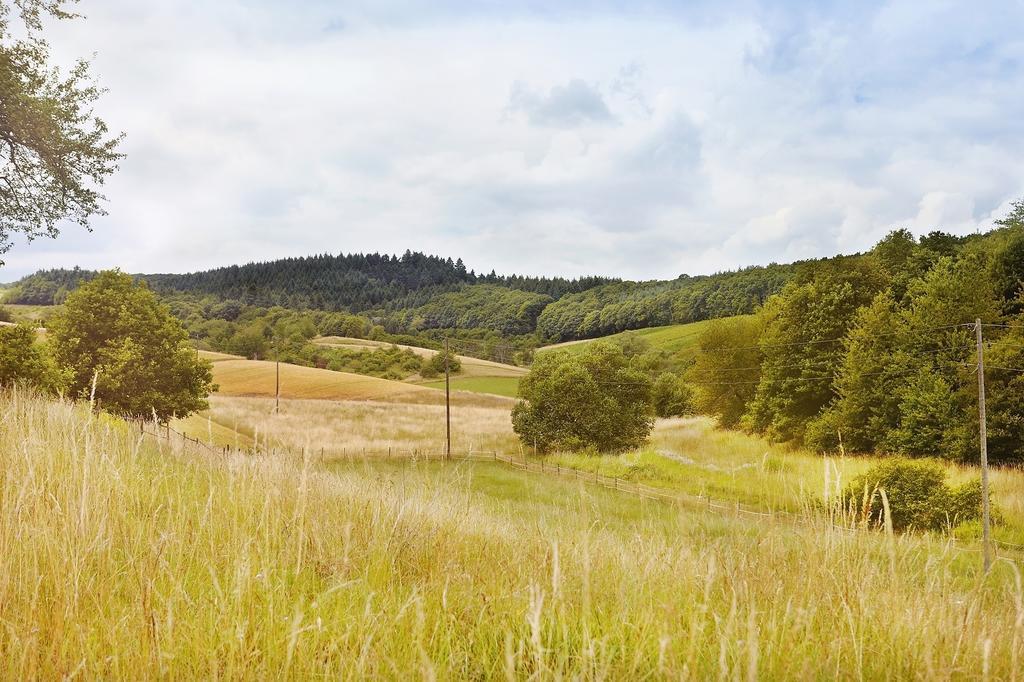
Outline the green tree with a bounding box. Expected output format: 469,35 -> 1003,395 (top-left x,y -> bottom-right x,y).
652,372 -> 692,418
0,1 -> 124,259
687,316 -> 763,428
0,323 -> 62,390
744,259 -> 887,444
512,342 -> 653,453
49,271 -> 214,422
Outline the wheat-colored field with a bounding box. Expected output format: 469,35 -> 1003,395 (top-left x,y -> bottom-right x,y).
177,394 -> 520,457
3,389 -> 1024,678
204,354 -> 518,407
315,336 -> 528,379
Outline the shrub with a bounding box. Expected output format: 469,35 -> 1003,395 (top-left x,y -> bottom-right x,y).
843,458 -> 986,531
512,342 -> 653,454
423,350 -> 460,377
0,306 -> 12,323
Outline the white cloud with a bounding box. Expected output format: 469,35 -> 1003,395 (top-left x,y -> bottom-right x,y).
1,0 -> 1022,282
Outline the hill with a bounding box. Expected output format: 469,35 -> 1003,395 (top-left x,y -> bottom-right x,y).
538,317 -> 741,359
201,351 -> 516,406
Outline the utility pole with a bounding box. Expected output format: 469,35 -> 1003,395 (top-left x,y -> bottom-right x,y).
444,338 -> 452,460
275,341 -> 281,415
975,319 -> 992,573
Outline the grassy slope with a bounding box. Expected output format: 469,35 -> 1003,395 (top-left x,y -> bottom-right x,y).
421,375 -> 521,398
3,390 -> 1023,678
538,316 -> 750,358
0,302 -> 61,325
314,336 -> 526,397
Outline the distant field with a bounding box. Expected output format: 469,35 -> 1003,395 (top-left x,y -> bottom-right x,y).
422,375 -> 521,398
539,316 -> 750,358
204,354 -> 515,409
316,336 -> 527,378
209,356 -> 434,402
175,394 -> 519,456
0,302 -> 61,325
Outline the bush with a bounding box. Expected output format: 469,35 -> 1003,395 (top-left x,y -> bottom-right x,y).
0,306 -> 12,323
843,458 -> 986,531
511,342 -> 654,454
423,350 -> 460,377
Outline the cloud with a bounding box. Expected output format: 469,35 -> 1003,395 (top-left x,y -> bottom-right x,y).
507,79 -> 614,128
0,0 -> 1022,283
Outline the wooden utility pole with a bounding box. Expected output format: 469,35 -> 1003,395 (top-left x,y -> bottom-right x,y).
444,339 -> 452,460
275,346 -> 281,415
975,319 -> 992,572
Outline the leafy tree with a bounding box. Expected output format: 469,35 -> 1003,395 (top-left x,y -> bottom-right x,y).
652,372 -> 692,418
744,259 -> 887,444
512,342 -> 653,453
982,319 -> 1024,464
49,271 -> 214,422
688,316 -> 763,428
0,322 -> 62,390
0,1 -> 123,260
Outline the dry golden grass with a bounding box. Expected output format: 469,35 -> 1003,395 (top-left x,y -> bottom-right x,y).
209,356 -> 435,401
178,394 -> 519,457
4,389 -> 1024,678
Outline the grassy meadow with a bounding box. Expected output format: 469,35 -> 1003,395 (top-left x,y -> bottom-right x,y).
3,389 -> 1024,678
538,317 -> 743,358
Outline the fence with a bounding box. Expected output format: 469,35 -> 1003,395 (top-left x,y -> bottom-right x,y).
141,424 -> 1024,563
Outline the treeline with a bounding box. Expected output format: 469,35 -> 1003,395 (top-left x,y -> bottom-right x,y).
535,264 -> 796,342
3,267 -> 95,305
5,251 -> 798,342
143,251 -> 616,312
690,201 -> 1024,463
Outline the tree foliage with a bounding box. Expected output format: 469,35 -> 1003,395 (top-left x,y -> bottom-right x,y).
0,322 -> 62,390
0,0 -> 123,259
512,342 -> 653,453
49,271 -> 214,421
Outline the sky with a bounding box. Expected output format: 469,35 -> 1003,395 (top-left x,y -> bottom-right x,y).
2,0 -> 1024,281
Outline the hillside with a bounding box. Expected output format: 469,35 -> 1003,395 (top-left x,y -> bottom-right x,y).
539,317 -> 739,358
5,390 -> 1024,677
3,251 -> 799,342
200,350 -> 516,406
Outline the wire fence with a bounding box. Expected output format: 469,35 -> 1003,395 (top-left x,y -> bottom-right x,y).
141,423 -> 1024,564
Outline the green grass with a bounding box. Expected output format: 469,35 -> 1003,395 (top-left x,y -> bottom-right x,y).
422,375 -> 521,398
538,316 -> 748,358
0,302 -> 61,325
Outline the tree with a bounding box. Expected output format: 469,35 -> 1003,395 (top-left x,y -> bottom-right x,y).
652,372 -> 692,418
744,259 -> 887,444
0,1 -> 124,259
687,316 -> 763,428
512,342 -> 653,453
0,322 -> 62,390
49,271 -> 214,422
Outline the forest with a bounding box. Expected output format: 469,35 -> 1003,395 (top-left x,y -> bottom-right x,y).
690,201 -> 1024,462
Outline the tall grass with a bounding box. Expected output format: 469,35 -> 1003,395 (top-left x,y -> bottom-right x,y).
2,389 -> 1024,678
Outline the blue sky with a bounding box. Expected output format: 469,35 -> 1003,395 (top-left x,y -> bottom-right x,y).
2,0 -> 1023,280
